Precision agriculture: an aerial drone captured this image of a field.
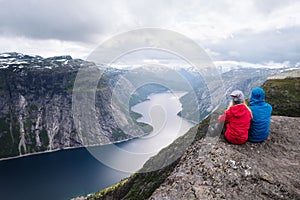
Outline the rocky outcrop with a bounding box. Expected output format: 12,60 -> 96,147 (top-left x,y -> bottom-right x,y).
150,116 -> 300,199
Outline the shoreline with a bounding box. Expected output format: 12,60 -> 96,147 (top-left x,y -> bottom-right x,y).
0,136 -> 142,162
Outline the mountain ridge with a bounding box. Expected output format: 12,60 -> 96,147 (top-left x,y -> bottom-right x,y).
0,52 -> 141,159
2,52 -> 295,159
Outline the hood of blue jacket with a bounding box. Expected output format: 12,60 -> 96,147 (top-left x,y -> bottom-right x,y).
250,88 -> 265,106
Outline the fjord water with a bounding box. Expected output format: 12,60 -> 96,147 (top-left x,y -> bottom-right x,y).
0,92 -> 194,200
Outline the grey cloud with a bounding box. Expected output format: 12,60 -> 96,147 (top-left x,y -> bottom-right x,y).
0,0 -> 177,42
0,0 -> 299,65
0,0 -> 183,43
205,26 -> 300,64
0,0 -> 115,42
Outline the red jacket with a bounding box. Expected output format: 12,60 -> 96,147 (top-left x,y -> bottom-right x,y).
218,104 -> 252,144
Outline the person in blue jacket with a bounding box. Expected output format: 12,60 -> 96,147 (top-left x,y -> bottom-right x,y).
248,88 -> 272,142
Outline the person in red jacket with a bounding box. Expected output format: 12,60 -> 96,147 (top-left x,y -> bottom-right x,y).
218,90 -> 252,144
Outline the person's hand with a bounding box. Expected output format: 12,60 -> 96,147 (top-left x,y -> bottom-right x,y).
218,114 -> 225,122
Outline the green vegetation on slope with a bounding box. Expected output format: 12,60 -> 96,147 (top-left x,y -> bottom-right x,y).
262,77 -> 300,117
0,116 -> 20,157
88,163 -> 178,200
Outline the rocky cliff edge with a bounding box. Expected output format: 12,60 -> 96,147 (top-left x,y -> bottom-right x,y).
150,115 -> 300,199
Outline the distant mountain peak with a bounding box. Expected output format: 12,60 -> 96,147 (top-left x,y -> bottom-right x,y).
45,55 -> 73,60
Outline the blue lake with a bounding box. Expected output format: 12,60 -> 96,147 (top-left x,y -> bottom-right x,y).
0,92 -> 194,200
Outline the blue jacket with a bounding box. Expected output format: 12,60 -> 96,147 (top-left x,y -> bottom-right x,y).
248,88 -> 272,142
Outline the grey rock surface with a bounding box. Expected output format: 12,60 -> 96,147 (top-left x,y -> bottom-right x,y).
150,116 -> 300,199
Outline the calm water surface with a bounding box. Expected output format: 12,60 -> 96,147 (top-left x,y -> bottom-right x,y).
0,92 -> 194,200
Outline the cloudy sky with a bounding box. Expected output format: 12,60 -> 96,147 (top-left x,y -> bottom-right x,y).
0,0 -> 299,67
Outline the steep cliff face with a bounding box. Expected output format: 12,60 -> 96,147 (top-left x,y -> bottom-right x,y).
0,53 -> 134,159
